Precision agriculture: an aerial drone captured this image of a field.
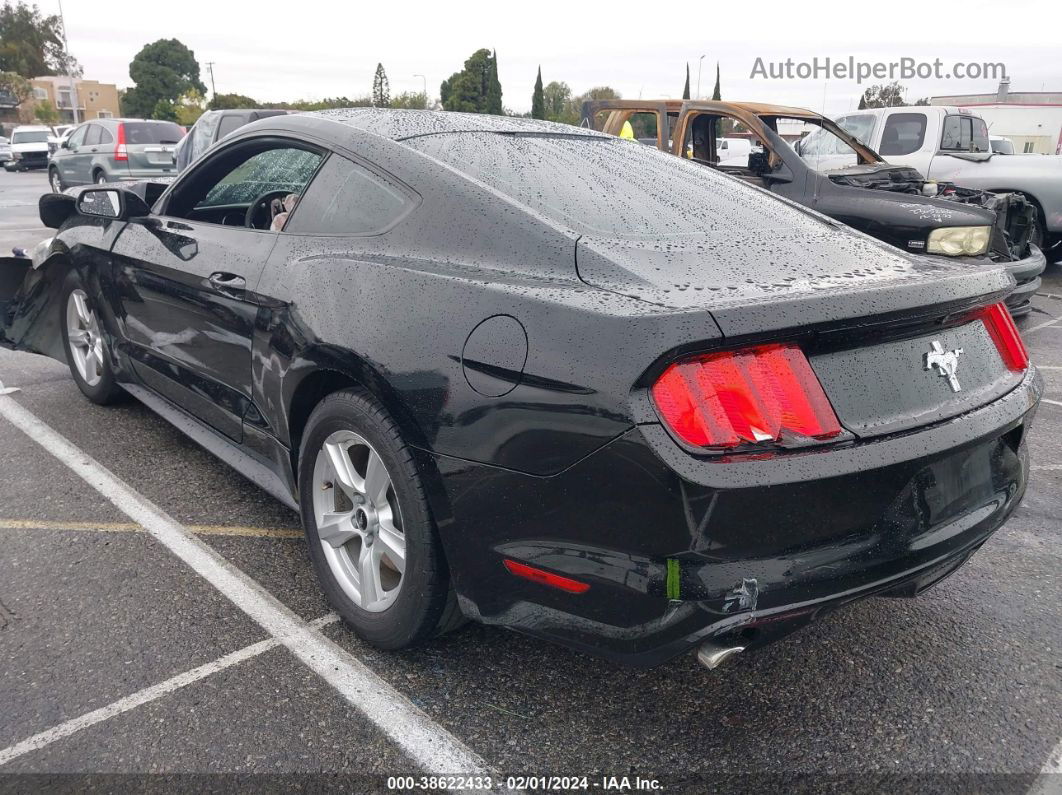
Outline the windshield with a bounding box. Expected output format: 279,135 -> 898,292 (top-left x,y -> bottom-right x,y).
12,131 -> 50,144
790,118 -> 879,173
124,122 -> 183,145
407,132 -> 812,239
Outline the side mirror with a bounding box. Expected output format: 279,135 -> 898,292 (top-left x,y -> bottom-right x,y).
75,188 -> 152,221
60,139 -> 70,149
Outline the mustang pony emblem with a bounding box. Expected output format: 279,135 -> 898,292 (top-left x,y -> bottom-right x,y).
925,341 -> 964,392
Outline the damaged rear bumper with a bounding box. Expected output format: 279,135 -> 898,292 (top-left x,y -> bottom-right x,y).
434,367 -> 1040,668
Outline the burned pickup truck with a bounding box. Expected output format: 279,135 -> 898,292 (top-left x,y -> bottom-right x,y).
582,100 -> 1046,316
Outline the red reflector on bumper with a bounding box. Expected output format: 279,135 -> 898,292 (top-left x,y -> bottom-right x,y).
503,559 -> 590,593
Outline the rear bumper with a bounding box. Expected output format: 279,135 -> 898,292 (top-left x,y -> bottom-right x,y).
433,367 -> 1041,667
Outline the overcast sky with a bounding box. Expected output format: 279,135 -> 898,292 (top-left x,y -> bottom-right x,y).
57,0 -> 1061,117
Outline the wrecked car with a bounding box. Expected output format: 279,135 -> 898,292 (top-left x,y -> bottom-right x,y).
0,109 -> 1041,668
583,100 -> 1046,316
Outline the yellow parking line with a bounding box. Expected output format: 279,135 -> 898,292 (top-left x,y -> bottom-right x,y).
0,518 -> 302,539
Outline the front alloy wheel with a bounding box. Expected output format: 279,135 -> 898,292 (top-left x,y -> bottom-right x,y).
311,430 -> 406,612
66,288 -> 105,387
49,168 -> 63,193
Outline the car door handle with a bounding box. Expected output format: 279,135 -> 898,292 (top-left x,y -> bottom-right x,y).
208,272 -> 246,292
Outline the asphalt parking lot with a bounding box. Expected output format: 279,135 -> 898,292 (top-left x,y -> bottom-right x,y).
0,167 -> 1059,793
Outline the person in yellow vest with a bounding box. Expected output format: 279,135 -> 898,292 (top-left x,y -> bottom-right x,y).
619,120 -> 635,140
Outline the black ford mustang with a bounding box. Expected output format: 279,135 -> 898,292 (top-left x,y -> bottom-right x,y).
0,110 -> 1042,668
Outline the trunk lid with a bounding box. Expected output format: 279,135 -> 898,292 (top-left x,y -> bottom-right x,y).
577,232 -> 1020,439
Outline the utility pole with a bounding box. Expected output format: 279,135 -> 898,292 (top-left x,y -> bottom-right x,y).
696,54 -> 706,100
413,73 -> 427,103
56,0 -> 78,124
206,62 -> 217,100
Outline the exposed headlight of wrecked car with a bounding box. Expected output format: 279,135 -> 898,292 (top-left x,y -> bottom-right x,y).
927,226 -> 991,257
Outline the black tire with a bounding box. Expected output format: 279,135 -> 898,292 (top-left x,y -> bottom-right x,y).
93,170 -> 107,185
48,167 -> 65,194
298,388 -> 457,649
58,273 -> 124,405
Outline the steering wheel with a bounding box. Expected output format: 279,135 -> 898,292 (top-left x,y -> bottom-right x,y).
245,190 -> 293,230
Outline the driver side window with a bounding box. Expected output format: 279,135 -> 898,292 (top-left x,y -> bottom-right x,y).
164,142 -> 324,227
198,147 -> 322,209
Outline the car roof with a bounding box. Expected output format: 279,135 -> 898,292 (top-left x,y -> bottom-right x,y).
13,125 -> 53,132
304,108 -> 607,141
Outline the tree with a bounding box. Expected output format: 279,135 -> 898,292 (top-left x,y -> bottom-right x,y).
372,63 -> 390,108
682,62 -> 690,100
857,93 -> 867,110
531,66 -> 545,120
486,49 -> 502,115
389,91 -> 429,109
860,81 -> 907,108
208,92 -> 258,110
0,68 -> 30,105
33,98 -> 57,123
151,98 -> 177,121
122,39 -> 206,119
440,48 -> 502,114
542,80 -> 576,124
175,87 -> 205,126
711,62 -> 721,100
0,1 -> 81,78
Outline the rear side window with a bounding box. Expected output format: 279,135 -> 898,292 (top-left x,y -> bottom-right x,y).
216,114 -> 246,140
285,154 -> 409,235
941,115 -> 989,153
124,121 -> 184,145
97,126 -> 114,144
879,113 -> 926,156
83,125 -> 102,146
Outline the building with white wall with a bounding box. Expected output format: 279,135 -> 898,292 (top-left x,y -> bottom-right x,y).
931,80 -> 1062,154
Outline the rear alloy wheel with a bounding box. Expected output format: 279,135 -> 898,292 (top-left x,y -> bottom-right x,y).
94,171 -> 107,185
49,167 -> 64,193
313,430 -> 407,612
60,275 -> 123,404
299,389 -> 459,648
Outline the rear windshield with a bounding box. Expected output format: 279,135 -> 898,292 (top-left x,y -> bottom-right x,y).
406,132 -> 811,238
12,131 -> 50,144
124,122 -> 184,145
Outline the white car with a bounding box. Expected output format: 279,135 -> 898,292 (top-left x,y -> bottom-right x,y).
822,106 -> 1062,258
0,136 -> 11,165
4,125 -> 55,171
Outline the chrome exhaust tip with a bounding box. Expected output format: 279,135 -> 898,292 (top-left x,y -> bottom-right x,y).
696,640 -> 745,670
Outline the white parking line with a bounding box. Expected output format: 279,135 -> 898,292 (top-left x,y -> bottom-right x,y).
1027,740 -> 1062,795
1024,317 -> 1061,334
1032,465 -> 1062,471
1042,399 -> 1062,408
0,614 -> 337,767
0,395 -> 496,779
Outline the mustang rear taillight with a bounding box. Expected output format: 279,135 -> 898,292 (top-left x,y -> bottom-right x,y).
114,123 -> 127,162
651,343 -> 842,450
503,559 -> 590,594
979,303 -> 1029,372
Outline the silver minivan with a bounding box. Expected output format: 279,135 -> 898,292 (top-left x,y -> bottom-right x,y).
48,118 -> 183,192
